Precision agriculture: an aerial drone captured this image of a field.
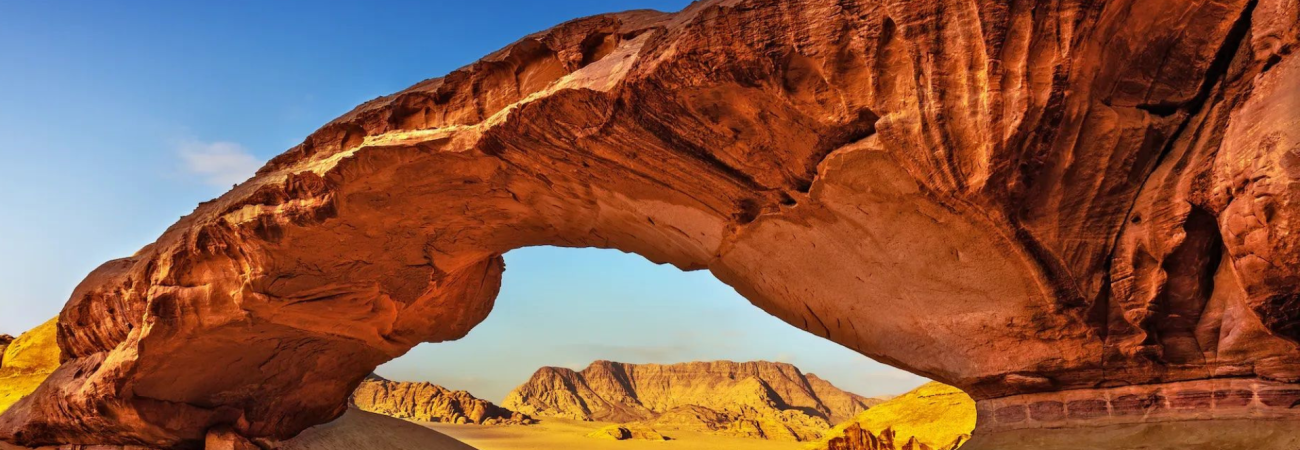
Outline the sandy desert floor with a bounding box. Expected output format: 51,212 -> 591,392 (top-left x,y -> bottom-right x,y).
426,418 -> 806,450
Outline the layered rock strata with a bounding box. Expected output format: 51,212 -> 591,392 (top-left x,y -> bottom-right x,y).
1,0 -> 1299,447
350,375 -> 533,425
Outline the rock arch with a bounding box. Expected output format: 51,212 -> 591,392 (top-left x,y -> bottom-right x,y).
2,0 -> 1298,448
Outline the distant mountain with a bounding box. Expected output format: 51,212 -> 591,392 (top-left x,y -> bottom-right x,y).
351,375 -> 534,426
501,360 -> 883,441
810,382 -> 975,450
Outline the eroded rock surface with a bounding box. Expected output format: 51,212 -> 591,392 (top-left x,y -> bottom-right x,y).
0,320 -> 60,414
0,336 -> 13,366
351,375 -> 533,425
1,0 -> 1298,447
585,424 -> 671,441
823,426 -> 966,450
503,360 -> 876,441
813,382 -> 974,450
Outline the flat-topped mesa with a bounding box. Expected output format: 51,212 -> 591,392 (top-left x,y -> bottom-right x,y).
2,0 -> 1299,448
502,360 -> 878,441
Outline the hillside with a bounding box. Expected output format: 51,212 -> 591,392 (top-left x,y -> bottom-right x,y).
351,375 -> 533,425
809,382 -> 975,450
0,319 -> 60,413
502,360 -> 881,441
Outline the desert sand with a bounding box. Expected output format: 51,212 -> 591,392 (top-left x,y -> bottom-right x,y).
427,418 -> 804,450
269,410 -> 476,450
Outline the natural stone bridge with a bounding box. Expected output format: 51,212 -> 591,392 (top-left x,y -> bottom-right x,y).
1,0 -> 1297,448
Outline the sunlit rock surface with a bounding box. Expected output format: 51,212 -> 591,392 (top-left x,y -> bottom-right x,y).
813,382 -> 974,450
0,320 -> 59,414
503,360 -> 877,441
585,424 -> 671,441
351,374 -> 533,425
1,0 -> 1298,447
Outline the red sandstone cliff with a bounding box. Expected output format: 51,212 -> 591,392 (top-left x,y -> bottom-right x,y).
501,360 -> 879,441
349,375 -> 533,426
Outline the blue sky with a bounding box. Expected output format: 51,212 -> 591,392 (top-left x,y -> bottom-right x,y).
0,0 -> 925,401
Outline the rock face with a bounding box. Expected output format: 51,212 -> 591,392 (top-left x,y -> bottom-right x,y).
585,424 -> 671,441
502,360 -> 877,441
823,426 -> 965,450
0,319 -> 60,414
350,375 -> 533,425
2,0 -> 1298,447
0,336 -> 12,367
813,382 -> 974,450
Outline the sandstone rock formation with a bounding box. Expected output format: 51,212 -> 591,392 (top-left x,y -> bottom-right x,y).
813,382 -> 974,450
585,424 -> 671,441
351,374 -> 533,425
502,360 -> 877,441
1,0 -> 1298,447
0,336 -> 13,367
0,320 -> 59,414
822,426 -> 966,450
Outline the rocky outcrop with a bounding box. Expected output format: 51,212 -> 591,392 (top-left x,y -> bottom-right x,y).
813,383 -> 974,450
350,375 -> 533,425
502,360 -> 877,441
823,426 -> 966,450
0,336 -> 13,367
585,424 -> 671,441
2,0 -> 1299,447
0,319 -> 60,414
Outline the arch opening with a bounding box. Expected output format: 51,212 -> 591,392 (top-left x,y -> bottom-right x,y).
363,246 -> 947,447
376,246 -> 930,404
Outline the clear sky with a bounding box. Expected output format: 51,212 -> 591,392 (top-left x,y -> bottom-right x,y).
0,1 -> 926,401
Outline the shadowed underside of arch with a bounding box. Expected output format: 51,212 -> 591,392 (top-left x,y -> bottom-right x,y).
2,0 -> 1299,448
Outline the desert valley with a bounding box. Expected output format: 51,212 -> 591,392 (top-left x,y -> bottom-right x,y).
0,319 -> 973,450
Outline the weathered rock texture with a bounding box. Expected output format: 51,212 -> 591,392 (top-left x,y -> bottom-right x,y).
1,0 -> 1298,447
502,360 -> 876,441
813,382 -> 974,450
585,424 -> 671,441
350,375 -> 533,425
0,336 -> 13,367
823,426 -> 966,450
0,320 -> 60,414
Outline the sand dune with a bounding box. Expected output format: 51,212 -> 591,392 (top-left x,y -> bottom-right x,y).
270,409 -> 478,450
